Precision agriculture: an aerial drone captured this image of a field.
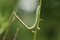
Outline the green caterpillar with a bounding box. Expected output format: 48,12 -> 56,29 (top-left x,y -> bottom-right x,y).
13,5 -> 40,30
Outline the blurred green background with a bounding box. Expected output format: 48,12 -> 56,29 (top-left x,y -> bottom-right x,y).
0,0 -> 60,40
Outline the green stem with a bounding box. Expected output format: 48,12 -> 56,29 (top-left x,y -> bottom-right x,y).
34,29 -> 38,40
33,0 -> 42,40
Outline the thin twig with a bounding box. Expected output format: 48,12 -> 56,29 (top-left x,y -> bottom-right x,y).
13,27 -> 19,40
2,13 -> 14,40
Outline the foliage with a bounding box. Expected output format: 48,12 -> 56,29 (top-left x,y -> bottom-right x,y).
0,0 -> 60,40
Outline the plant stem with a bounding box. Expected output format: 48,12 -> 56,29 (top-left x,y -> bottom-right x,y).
33,0 -> 42,40
13,27 -> 19,40
33,29 -> 38,40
